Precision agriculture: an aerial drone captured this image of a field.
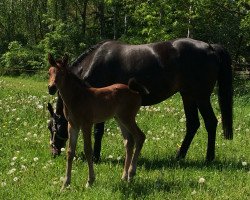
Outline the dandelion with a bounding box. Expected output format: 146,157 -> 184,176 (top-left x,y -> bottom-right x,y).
117,156 -> 122,161
13,177 -> 18,182
242,161 -> 247,166
37,104 -> 43,109
1,182 -> 6,187
61,148 -> 65,152
191,190 -> 197,195
60,177 -> 65,182
21,165 -> 27,171
33,157 -> 39,162
198,177 -> 205,184
7,168 -> 16,175
12,157 -> 17,161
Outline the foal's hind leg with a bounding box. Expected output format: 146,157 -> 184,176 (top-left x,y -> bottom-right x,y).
62,123 -> 79,191
177,95 -> 200,160
117,122 -> 135,181
124,121 -> 145,181
197,98 -> 218,162
118,115 -> 145,181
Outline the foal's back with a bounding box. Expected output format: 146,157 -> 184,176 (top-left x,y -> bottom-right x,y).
73,83 -> 141,124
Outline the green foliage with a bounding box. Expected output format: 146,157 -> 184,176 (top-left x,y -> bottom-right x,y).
0,41 -> 43,75
0,0 -> 249,74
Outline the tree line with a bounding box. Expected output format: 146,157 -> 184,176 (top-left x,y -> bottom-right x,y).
0,0 -> 249,75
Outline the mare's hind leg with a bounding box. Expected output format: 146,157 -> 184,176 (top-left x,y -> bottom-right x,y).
62,123 -> 79,191
197,98 -> 218,162
81,124 -> 95,187
117,122 -> 135,181
177,95 -> 200,160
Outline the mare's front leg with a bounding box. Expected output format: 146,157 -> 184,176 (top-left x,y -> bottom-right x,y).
61,123 -> 79,191
93,122 -> 105,162
82,124 -> 95,188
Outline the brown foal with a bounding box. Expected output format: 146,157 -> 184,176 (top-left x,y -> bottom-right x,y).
48,54 -> 145,190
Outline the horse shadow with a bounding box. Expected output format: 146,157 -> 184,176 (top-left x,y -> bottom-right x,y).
101,155 -> 248,172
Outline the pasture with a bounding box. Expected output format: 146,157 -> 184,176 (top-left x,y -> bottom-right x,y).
0,76 -> 249,199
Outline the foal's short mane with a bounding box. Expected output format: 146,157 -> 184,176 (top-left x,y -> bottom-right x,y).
70,40 -> 111,68
67,68 -> 90,89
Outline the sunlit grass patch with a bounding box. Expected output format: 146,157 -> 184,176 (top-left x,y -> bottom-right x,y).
0,76 -> 249,200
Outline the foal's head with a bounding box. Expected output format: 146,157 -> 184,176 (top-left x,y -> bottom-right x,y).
48,53 -> 69,95
47,102 -> 68,157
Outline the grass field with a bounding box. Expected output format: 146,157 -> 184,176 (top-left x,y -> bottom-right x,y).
0,76 -> 249,200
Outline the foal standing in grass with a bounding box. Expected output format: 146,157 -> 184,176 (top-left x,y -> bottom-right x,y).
48,54 -> 146,190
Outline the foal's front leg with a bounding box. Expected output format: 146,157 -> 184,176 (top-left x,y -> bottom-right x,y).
61,123 -> 79,191
82,124 -> 95,188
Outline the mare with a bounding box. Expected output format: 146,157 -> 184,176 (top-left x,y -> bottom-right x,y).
49,38 -> 233,162
48,54 -> 146,189
47,101 -> 68,157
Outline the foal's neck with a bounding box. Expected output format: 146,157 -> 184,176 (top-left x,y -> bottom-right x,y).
57,72 -> 89,108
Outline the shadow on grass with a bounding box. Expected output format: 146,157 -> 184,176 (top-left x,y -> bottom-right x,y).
100,155 -> 249,172
112,177 -> 187,200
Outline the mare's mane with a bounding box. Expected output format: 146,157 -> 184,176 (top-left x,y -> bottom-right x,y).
70,40 -> 111,68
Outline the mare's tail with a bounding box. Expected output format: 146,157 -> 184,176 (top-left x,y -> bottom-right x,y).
212,44 -> 233,139
128,78 -> 150,95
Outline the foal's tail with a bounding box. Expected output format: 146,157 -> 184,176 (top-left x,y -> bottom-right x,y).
212,44 -> 233,140
128,78 -> 150,95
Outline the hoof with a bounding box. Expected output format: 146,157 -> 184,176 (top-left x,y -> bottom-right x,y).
121,173 -> 128,181
60,184 -> 70,192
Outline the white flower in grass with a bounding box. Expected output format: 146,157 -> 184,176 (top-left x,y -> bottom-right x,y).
117,156 -> 122,161
21,165 -> 27,171
198,177 -> 205,184
1,182 -> 6,187
33,157 -> 39,162
13,177 -> 18,182
7,168 -> 16,175
60,177 -> 65,182
242,161 -> 247,166
108,155 -> 113,159
191,190 -> 197,195
37,104 -> 43,109
12,157 -> 17,161
61,148 -> 65,152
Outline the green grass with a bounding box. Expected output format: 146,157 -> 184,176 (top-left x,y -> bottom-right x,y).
0,76 -> 249,200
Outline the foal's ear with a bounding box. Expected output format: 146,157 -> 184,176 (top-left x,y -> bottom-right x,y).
48,53 -> 57,67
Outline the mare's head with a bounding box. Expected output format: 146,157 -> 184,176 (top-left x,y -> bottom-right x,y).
47,102 -> 68,157
48,53 -> 69,95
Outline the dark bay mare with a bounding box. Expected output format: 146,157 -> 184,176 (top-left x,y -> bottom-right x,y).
49,38 -> 233,162
48,54 -> 146,189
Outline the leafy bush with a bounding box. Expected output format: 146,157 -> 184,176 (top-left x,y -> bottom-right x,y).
0,41 -> 43,75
